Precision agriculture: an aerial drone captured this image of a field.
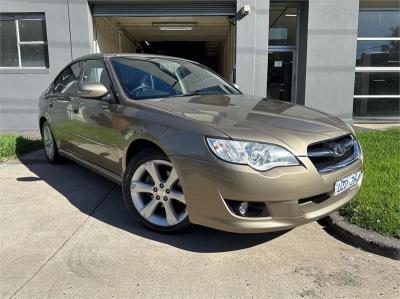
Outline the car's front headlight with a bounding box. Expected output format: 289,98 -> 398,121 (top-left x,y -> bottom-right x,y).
206,138 -> 299,171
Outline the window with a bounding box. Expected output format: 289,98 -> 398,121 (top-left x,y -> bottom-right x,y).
355,72 -> 400,95
353,7 -> 400,118
358,9 -> 400,38
0,13 -> 49,68
353,98 -> 399,117
53,61 -> 84,94
81,60 -> 112,92
356,40 -> 400,67
269,7 -> 298,47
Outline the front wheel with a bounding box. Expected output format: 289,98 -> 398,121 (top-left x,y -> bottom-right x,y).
122,149 -> 191,233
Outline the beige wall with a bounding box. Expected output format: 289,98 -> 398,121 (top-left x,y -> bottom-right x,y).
94,17 -> 137,53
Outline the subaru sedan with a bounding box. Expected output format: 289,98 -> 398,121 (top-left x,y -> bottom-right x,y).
39,54 -> 363,233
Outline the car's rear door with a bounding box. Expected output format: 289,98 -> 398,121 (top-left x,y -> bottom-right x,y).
45,61 -> 83,150
69,59 -> 120,174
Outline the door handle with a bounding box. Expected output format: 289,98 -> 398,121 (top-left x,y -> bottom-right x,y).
99,103 -> 110,109
99,102 -> 112,111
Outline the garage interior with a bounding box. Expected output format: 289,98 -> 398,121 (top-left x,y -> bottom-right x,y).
93,16 -> 235,81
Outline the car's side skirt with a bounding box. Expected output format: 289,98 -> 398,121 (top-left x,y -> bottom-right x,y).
59,149 -> 123,186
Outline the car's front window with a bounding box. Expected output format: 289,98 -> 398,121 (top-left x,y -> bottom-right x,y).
111,57 -> 240,100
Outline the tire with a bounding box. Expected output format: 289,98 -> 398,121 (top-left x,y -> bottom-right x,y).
41,121 -> 61,164
122,148 -> 191,233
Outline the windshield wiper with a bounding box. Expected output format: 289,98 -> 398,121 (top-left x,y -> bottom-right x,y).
167,91 -> 224,98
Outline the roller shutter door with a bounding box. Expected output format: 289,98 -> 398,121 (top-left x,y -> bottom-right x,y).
91,1 -> 236,17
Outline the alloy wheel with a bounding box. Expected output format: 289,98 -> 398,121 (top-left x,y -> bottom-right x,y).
43,123 -> 54,160
130,160 -> 187,227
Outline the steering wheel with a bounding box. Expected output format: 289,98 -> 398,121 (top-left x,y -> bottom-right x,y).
130,84 -> 153,97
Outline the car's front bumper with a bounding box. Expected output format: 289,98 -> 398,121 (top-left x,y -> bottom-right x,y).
171,154 -> 363,233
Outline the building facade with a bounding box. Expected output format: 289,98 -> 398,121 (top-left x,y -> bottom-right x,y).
0,0 -> 399,130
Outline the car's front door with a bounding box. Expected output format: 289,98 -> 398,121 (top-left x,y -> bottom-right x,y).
45,61 -> 83,150
69,59 -> 119,174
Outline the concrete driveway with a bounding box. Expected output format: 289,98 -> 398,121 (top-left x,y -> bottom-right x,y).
1,150 -> 399,298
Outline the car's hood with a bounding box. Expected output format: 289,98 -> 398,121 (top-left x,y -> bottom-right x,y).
144,94 -> 352,156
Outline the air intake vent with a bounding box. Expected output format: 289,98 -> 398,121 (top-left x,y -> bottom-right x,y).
299,193 -> 330,205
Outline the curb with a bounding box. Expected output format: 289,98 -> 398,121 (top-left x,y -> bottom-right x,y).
321,212 -> 400,260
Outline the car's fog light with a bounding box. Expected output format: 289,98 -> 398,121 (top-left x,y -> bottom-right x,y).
238,202 -> 249,215
225,200 -> 269,217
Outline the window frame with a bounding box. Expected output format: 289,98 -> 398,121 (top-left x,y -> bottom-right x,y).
355,8 -> 400,88
0,13 -> 49,70
353,7 -> 400,119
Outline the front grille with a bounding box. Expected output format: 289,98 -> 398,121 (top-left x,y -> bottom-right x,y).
307,135 -> 360,173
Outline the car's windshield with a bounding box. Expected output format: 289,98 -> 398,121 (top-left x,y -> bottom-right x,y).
111,57 -> 240,100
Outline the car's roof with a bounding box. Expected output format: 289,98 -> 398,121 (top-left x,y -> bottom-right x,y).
71,53 -> 198,64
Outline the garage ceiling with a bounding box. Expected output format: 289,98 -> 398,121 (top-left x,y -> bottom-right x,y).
104,16 -> 231,42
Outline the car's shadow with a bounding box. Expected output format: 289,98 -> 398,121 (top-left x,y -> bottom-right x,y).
18,151 -> 288,253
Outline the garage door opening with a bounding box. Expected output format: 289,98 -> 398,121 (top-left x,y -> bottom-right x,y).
93,16 -> 235,81
139,41 -> 219,73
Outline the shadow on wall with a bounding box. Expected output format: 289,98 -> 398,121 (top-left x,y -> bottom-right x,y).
17,150 -> 288,253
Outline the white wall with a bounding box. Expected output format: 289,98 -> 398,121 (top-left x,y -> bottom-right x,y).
304,0 -> 360,120
236,0 -> 269,96
0,0 -> 92,131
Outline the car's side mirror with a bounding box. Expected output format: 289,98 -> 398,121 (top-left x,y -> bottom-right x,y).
78,83 -> 108,99
233,83 -> 240,90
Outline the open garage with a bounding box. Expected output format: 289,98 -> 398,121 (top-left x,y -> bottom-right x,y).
91,3 -> 236,81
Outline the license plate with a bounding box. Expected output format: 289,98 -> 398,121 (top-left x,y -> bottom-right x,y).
334,171 -> 361,196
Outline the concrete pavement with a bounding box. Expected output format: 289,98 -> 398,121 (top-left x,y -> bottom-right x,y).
1,150 -> 399,298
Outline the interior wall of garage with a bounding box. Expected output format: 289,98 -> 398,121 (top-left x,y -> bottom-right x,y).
217,22 -> 235,81
94,17 -> 137,53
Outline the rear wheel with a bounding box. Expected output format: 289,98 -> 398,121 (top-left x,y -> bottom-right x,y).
122,149 -> 191,233
42,121 -> 61,163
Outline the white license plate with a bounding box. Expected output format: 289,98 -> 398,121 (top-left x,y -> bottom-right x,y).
334,171 -> 361,196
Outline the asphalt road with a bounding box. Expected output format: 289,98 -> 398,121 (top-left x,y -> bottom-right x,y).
1,150 -> 399,298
